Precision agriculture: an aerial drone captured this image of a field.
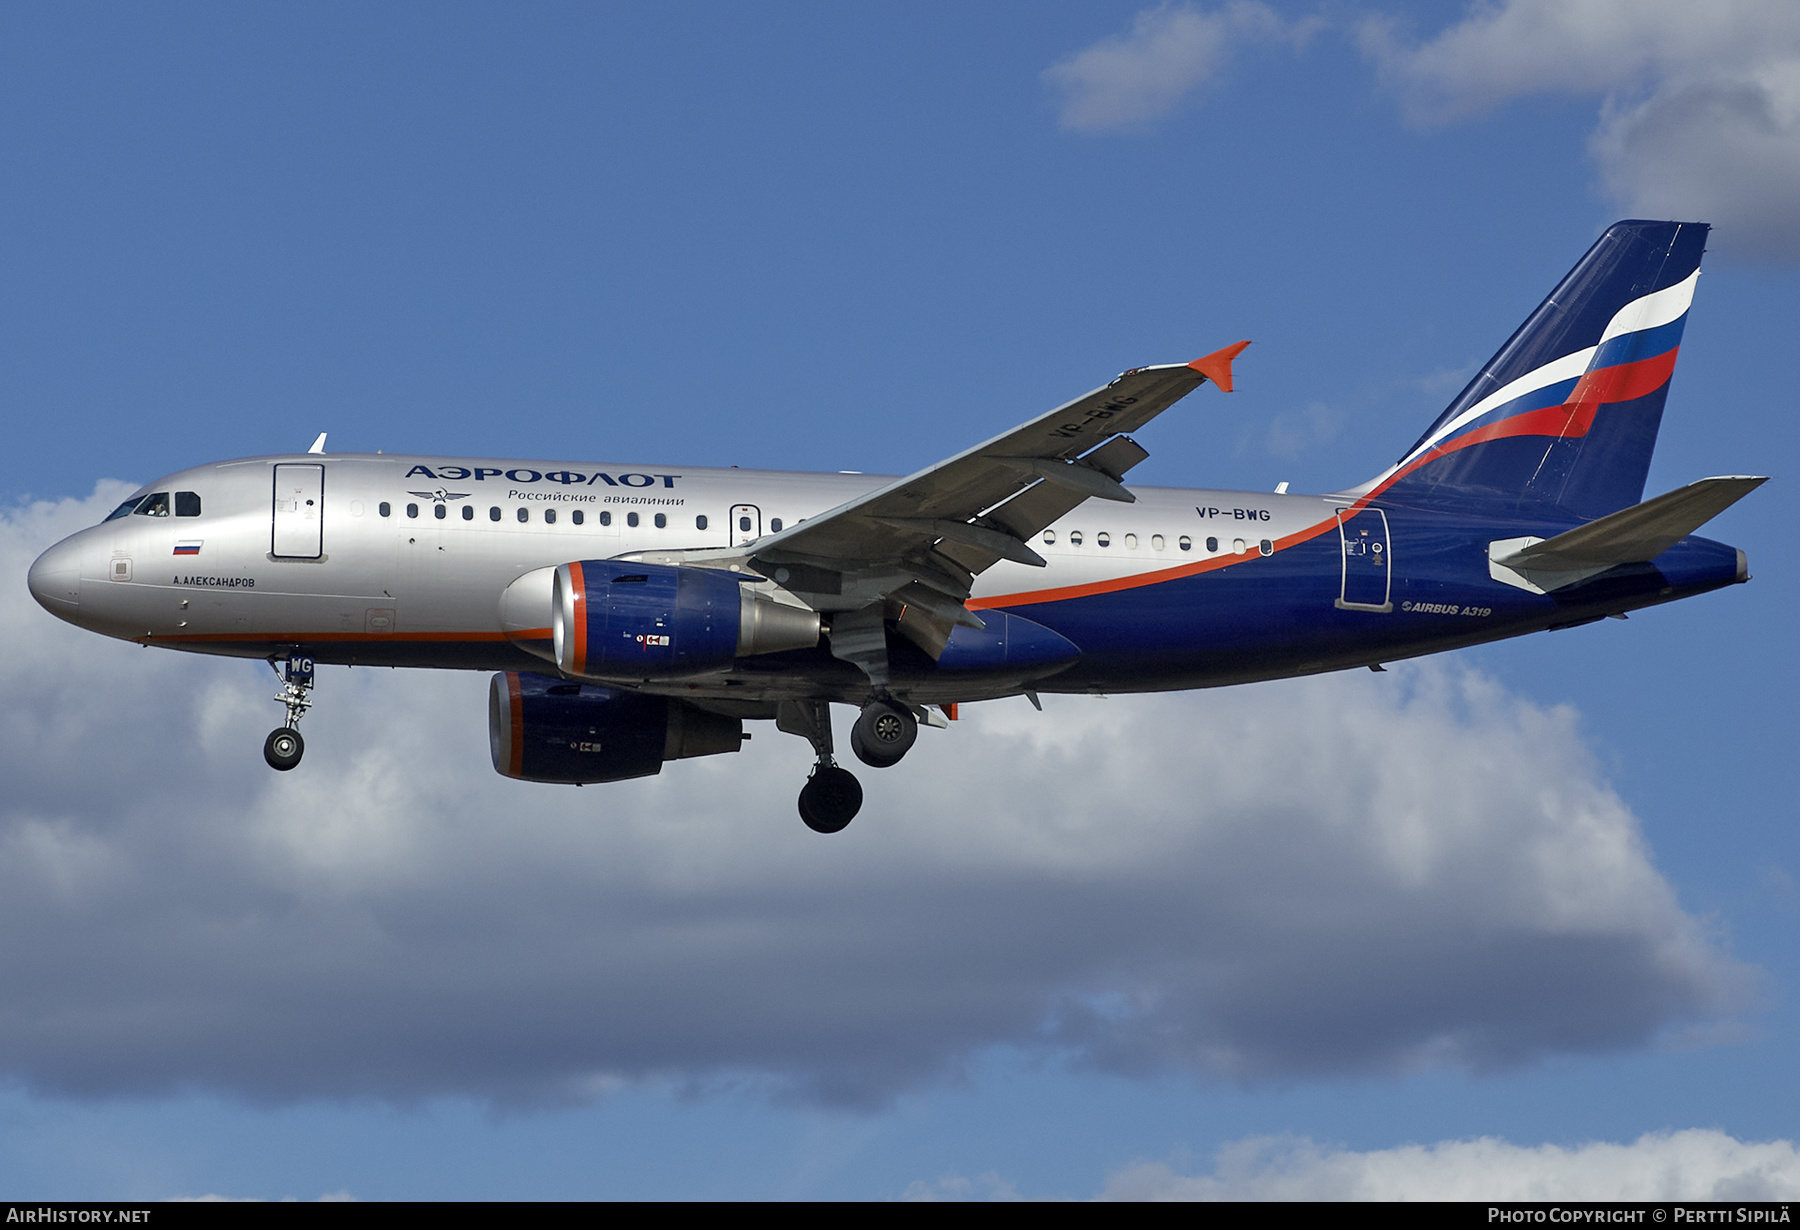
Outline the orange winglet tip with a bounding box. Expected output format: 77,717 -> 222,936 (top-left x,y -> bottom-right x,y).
1188,340 -> 1251,392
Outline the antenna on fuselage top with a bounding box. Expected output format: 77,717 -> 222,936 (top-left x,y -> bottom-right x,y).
307,433 -> 327,454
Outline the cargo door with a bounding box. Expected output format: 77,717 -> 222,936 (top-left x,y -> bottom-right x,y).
273,464 -> 325,559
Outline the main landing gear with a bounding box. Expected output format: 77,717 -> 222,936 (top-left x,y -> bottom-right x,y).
263,654 -> 314,772
778,698 -> 864,834
798,762 -> 863,835
850,699 -> 917,769
778,697 -> 926,833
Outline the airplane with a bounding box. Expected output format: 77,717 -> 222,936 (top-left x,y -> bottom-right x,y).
28,220 -> 1764,834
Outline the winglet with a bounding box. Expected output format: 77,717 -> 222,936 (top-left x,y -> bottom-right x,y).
307,433 -> 327,454
1188,341 -> 1251,392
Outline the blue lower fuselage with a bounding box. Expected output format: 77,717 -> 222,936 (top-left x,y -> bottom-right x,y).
985,505 -> 1742,695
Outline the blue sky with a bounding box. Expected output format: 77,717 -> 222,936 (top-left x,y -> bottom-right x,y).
1,0 -> 1796,1200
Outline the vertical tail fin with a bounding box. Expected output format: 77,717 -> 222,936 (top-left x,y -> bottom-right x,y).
1363,221 -> 1708,520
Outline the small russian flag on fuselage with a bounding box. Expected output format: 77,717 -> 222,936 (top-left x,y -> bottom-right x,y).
173,540 -> 202,555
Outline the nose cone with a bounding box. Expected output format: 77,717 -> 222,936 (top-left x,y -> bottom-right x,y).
28,537 -> 81,621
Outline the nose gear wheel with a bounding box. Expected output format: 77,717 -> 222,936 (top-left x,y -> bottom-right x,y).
264,727 -> 304,771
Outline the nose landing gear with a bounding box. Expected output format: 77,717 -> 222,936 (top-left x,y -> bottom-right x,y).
263,655 -> 315,772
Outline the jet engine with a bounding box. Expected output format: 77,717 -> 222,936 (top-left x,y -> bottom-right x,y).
499,561 -> 820,680
488,670 -> 746,783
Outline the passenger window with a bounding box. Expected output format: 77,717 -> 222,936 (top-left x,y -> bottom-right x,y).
1233,538 -> 1247,555
134,492 -> 171,517
434,503 -> 446,519
1206,536 -> 1218,553
1042,530 -> 1056,546
770,517 -> 783,532
696,514 -> 708,531
572,509 -> 584,526
1097,532 -> 1110,547
627,512 -> 639,528
1151,534 -> 1164,550
378,502 -> 391,518
1124,533 -> 1137,549
516,508 -> 528,523
175,491 -> 201,517
545,508 -> 557,524
489,506 -> 501,521
1070,531 -> 1083,546
406,503 -> 419,519
1178,535 -> 1191,551
654,513 -> 666,528
600,510 -> 612,526
1259,538 -> 1273,556
462,504 -> 473,520
739,516 -> 751,532
104,497 -> 145,522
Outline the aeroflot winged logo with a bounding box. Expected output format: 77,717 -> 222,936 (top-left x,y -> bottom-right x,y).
404,464 -> 683,489
408,488 -> 471,504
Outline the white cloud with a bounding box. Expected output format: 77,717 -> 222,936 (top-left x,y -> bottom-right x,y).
0,486 -> 1755,1106
1098,1130 -> 1800,1200
1044,3 -> 1290,132
1261,400 -> 1344,458
1364,0 -> 1800,261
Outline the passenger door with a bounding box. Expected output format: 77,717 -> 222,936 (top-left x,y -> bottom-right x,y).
272,464 -> 325,559
1335,507 -> 1391,612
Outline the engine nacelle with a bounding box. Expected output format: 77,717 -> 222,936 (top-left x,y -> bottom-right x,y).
546,560 -> 819,680
488,671 -> 745,784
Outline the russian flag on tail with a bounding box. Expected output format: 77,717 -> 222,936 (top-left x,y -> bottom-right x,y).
1362,221 -> 1708,521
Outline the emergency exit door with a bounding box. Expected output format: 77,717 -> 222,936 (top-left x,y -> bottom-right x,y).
731,504 -> 761,547
273,464 -> 324,559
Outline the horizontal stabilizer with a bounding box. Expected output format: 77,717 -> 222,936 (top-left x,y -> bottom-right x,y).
1490,475 -> 1766,592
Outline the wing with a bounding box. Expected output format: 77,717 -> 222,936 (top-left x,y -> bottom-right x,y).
748,342 -> 1248,660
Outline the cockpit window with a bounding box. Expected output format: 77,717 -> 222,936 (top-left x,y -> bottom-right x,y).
132,492 -> 171,517
103,496 -> 145,522
174,491 -> 201,517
